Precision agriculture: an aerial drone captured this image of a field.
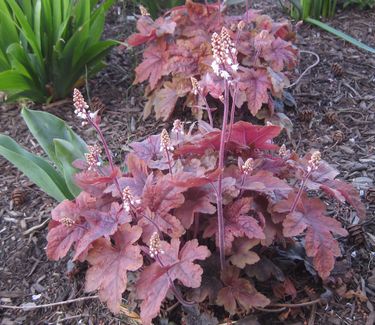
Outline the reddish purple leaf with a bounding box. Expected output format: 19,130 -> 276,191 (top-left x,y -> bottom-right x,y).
239,69 -> 271,116
138,174 -> 186,240
273,193 -> 348,278
176,121 -> 281,156
136,238 -> 210,324
263,38 -> 298,71
229,238 -> 260,269
134,39 -> 169,90
217,265 -> 270,314
204,197 -> 265,251
73,202 -> 130,260
85,224 -> 143,313
174,189 -> 216,229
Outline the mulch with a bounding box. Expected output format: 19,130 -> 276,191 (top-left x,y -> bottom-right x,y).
0,2 -> 374,324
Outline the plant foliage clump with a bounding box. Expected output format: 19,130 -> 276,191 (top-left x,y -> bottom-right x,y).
0,0 -> 116,103
46,91 -> 365,324
127,0 -> 298,121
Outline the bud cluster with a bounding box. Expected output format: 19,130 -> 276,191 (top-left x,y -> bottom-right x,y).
139,5 -> 150,16
172,119 -> 184,135
237,20 -> 246,31
149,232 -> 164,258
122,186 -> 141,212
278,144 -> 289,158
211,27 -> 239,80
160,129 -> 174,153
307,151 -> 321,172
73,88 -> 92,126
190,77 -> 199,95
241,158 -> 254,175
60,217 -> 75,227
85,144 -> 102,170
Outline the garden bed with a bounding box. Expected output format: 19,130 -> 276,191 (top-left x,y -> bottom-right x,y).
1,1 -> 374,324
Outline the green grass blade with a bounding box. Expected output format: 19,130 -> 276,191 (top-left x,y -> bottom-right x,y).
306,17 -> 375,54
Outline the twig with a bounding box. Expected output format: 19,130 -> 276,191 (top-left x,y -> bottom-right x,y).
57,314 -> 89,323
269,298 -> 321,308
308,303 -> 317,325
287,50 -> 320,88
342,81 -> 361,98
255,306 -> 286,313
0,295 -> 98,310
42,99 -> 71,110
23,218 -> 50,236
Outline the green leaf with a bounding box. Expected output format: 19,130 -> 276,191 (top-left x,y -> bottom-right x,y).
5,0 -> 45,75
0,70 -> 46,101
0,134 -> 71,201
306,17 -> 375,54
53,139 -> 82,197
21,107 -> 87,171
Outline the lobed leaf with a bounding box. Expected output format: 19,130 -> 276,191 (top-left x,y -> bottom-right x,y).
85,224 -> 143,313
273,193 -> 348,278
136,238 -> 210,324
217,265 -> 270,314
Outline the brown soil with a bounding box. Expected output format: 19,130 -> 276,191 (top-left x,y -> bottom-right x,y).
1,2 -> 374,324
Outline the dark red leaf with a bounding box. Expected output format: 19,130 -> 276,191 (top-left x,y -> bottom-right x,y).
74,166 -> 121,197
175,121 -> 281,156
245,257 -> 285,282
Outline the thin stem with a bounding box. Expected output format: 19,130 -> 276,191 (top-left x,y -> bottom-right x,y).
197,89 -> 214,127
156,256 -> 195,307
290,170 -> 312,213
165,149 -> 173,177
0,296 -> 98,310
216,80 -> 230,270
193,213 -> 200,238
88,116 -> 122,197
227,84 -> 238,142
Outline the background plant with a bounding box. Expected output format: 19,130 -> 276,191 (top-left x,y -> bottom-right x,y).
343,0 -> 375,9
281,0 -> 375,54
46,87 -> 365,324
288,0 -> 337,19
132,0 -> 184,18
0,108 -> 87,201
127,0 -> 299,122
0,0 -> 116,103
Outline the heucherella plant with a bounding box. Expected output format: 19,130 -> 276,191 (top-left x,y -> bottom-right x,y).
46,88 -> 365,323
127,0 -> 299,122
